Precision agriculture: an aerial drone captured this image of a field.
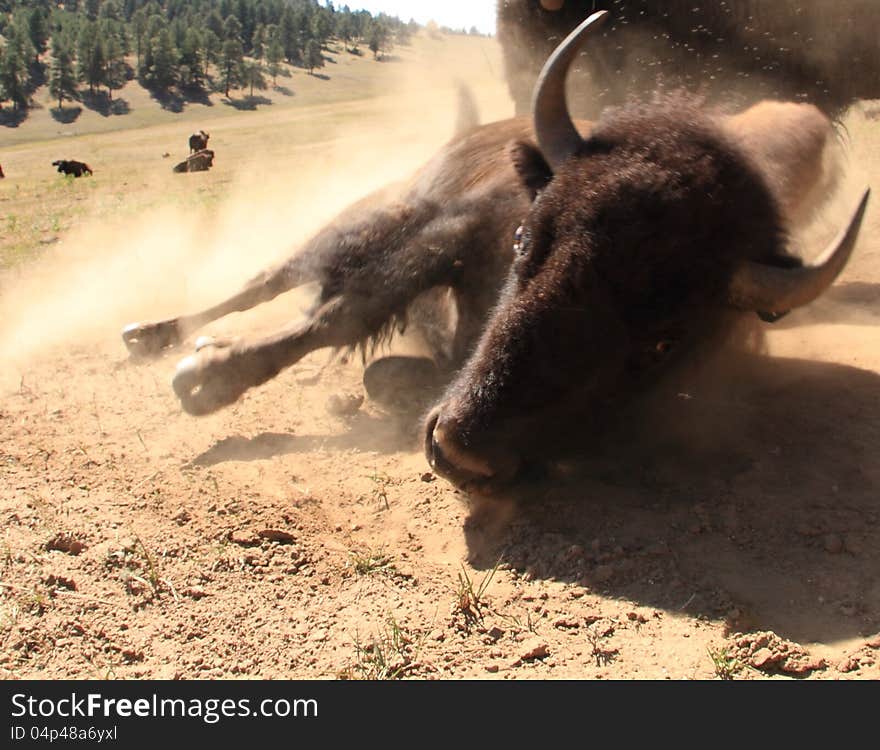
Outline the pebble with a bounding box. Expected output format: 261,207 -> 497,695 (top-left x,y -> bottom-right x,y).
258,529 -> 295,544
520,640 -> 550,661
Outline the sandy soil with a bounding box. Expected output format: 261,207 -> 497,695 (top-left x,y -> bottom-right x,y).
2,109 -> 879,681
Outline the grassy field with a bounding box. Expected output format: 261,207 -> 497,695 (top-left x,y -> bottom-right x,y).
0,32 -> 511,270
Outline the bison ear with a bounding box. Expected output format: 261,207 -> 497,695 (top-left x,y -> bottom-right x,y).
510,141 -> 553,201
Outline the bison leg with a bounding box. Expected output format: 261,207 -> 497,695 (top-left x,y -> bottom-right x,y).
172,293 -> 385,415
122,256 -> 314,358
170,206 -> 484,415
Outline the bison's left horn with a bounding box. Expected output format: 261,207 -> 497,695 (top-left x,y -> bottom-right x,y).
728,188 -> 870,313
532,10 -> 608,170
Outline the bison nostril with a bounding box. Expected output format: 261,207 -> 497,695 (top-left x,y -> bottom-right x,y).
427,415 -> 494,480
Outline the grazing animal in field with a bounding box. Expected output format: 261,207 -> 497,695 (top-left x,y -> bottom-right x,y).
189,130 -> 210,154
172,149 -> 214,173
497,0 -> 880,119
122,12 -> 868,494
52,159 -> 93,177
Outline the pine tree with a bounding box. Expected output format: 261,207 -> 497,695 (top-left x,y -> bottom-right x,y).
219,37 -> 243,96
77,23 -> 105,94
103,34 -> 127,100
305,38 -> 322,75
49,40 -> 78,109
147,28 -> 178,91
244,59 -> 265,98
278,8 -> 298,63
223,14 -> 242,42
130,8 -> 148,67
27,7 -> 49,62
178,28 -> 203,89
202,29 -> 221,79
251,23 -> 265,63
266,32 -> 283,85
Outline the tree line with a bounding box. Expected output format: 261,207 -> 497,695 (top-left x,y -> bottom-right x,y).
0,0 -> 417,111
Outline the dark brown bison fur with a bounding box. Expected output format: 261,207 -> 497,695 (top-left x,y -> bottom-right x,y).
425,99 -> 795,491
497,1 -> 880,119
189,130 -> 211,154
173,149 -> 214,173
189,130 -> 209,153
52,159 -> 93,177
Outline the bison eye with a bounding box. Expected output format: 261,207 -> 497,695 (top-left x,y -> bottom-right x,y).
513,224 -> 529,256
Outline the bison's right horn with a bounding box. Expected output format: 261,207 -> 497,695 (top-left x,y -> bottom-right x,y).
728,188 -> 870,314
532,10 -> 608,170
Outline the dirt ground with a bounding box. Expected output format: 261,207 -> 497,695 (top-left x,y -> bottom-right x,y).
2,103 -> 880,680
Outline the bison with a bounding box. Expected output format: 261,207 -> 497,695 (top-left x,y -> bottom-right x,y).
122,12 -> 868,494
173,149 -> 215,174
497,1 -> 880,119
189,130 -> 210,154
52,160 -> 93,177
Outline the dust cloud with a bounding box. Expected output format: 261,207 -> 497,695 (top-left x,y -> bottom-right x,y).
0,55 -> 513,394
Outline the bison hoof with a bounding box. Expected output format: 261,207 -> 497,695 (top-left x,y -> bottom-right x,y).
363,356 -> 445,414
172,347 -> 246,416
122,320 -> 182,358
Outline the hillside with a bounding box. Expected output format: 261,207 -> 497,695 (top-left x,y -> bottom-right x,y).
0,31 -> 511,268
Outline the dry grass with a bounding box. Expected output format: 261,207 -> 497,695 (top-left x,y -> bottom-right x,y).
0,32 -> 511,271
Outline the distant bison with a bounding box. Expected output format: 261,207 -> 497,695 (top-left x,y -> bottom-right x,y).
52,160 -> 93,177
173,149 -> 215,173
189,130 -> 210,153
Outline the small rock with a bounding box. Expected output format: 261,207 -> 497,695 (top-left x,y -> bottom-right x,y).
520,640 -> 550,661
258,529 -> 295,544
43,574 -> 77,592
485,664 -> 500,673
45,533 -> 85,556
172,508 -> 191,525
837,656 -> 860,673
554,617 -> 580,630
420,472 -> 435,482
486,626 -> 505,642
122,649 -> 144,663
183,586 -> 208,600
750,648 -> 778,668
229,530 -> 260,547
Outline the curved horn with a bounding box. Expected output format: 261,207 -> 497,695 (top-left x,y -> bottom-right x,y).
728,188 -> 870,313
532,10 -> 609,170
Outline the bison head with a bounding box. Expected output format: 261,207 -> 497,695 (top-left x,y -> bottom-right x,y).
425,11 -> 869,494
